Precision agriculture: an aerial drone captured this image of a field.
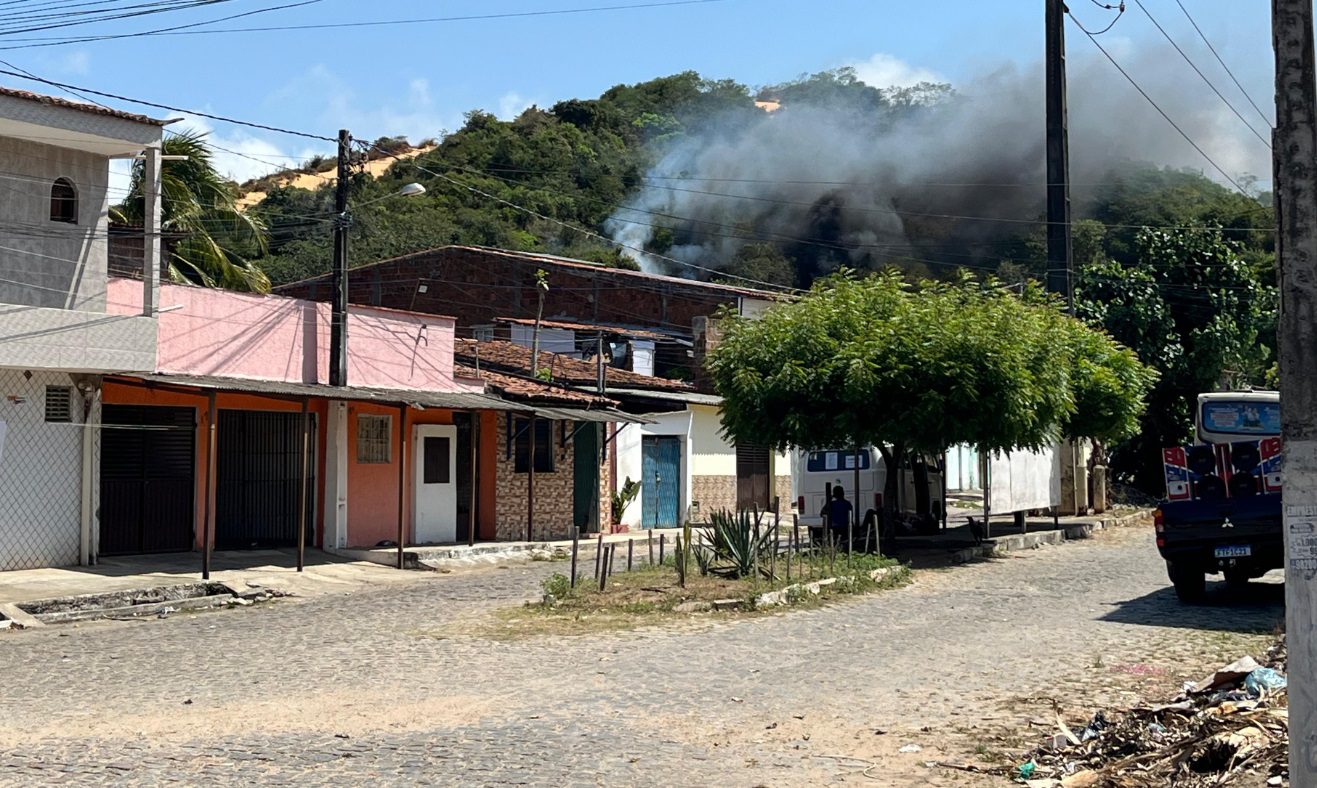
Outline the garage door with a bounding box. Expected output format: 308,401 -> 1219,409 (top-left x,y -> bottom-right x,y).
101,405 -> 196,555
216,410 -> 315,549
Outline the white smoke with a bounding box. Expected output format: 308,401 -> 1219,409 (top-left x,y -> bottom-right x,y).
606,52 -> 1272,278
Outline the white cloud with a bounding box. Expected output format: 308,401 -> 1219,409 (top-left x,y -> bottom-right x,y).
274,64 -> 460,146
59,50 -> 91,76
497,91 -> 533,120
849,53 -> 945,89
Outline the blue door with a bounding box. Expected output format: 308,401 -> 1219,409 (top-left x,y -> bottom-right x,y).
642,436 -> 681,528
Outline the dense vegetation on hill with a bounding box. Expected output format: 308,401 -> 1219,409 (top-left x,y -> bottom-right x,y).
221,69 -> 1278,492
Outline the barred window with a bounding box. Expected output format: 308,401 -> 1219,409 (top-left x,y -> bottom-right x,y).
356,414 -> 392,463
50,178 -> 77,224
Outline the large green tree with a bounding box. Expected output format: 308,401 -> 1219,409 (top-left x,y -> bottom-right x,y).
708,272 -> 1155,513
114,129 -> 271,292
1077,227 -> 1276,491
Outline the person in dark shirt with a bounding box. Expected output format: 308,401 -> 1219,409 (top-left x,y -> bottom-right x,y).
823,485 -> 853,536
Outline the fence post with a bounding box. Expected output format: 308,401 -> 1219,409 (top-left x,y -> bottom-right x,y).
570,526 -> 580,588
648,530 -> 655,565
627,538 -> 634,571
599,546 -> 610,592
593,533 -> 604,581
659,533 -> 666,565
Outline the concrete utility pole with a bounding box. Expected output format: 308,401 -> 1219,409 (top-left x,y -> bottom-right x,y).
1045,0 -> 1074,311
1274,2 -> 1317,781
329,128 -> 351,387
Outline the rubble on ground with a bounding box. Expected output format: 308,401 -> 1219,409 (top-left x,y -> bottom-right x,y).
1012,638 -> 1289,787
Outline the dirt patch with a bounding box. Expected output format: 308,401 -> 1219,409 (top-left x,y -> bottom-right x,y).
477,557 -> 908,639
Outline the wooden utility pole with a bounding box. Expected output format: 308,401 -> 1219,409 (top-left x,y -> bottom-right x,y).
1274,1 -> 1317,781
328,128 -> 351,386
1045,0 -> 1074,311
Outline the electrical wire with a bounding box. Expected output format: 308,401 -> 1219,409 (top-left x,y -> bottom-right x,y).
1067,11 -> 1259,201
1070,0 -> 1125,36
0,0 -> 729,48
1131,0 -> 1270,149
1173,0 -> 1272,129
0,67 -> 334,141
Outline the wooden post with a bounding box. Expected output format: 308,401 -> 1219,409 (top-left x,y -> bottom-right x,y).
785,526 -> 792,582
527,415 -> 537,543
397,404 -> 408,570
570,526 -> 580,588
202,391 -> 217,580
599,546 -> 609,592
676,535 -> 685,588
468,412 -> 479,547
659,532 -> 666,565
297,399 -> 309,573
648,529 -> 654,565
627,538 -> 634,571
594,533 -> 604,580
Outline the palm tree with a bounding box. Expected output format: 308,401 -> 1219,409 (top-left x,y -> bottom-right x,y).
113,129 -> 271,293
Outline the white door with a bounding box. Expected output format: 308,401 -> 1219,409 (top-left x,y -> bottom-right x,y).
413,425 -> 458,543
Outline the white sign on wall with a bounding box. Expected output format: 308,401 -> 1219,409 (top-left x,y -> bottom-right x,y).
988,445 -> 1061,514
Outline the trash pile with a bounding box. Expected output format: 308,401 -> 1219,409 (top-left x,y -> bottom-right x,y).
1016,638 -> 1289,787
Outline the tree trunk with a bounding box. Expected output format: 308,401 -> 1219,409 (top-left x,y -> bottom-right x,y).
877,444 -> 905,519
912,455 -> 931,518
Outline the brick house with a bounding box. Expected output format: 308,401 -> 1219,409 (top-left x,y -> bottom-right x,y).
277,246 -> 795,527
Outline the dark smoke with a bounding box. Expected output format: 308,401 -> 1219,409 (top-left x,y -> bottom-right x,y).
605,54 -> 1271,283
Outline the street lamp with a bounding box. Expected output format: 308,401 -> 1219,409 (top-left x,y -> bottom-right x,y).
328,173 -> 429,387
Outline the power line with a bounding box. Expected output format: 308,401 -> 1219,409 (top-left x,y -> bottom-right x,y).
0,67 -> 333,140
0,0 -> 728,48
1066,11 -> 1258,200
1130,0 -> 1270,150
1070,0 -> 1125,35
1173,0 -> 1272,129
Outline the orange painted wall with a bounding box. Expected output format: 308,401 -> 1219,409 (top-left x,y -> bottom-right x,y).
101,381 -> 330,550
343,404 -> 458,548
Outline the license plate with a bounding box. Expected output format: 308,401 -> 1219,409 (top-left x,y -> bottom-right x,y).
1215,545 -> 1252,558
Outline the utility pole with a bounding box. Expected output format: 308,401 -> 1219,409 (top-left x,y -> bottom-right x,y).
1273,1 -> 1317,781
329,128 -> 351,387
1045,0 -> 1074,312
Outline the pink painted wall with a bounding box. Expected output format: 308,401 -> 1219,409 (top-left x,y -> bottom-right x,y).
107,279 -> 478,393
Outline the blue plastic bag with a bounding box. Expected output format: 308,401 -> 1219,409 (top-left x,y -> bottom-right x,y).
1244,667 -> 1287,697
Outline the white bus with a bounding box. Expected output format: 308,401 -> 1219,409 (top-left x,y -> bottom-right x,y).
791,447 -> 945,528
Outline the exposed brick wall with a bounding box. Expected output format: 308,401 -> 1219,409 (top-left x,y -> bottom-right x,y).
279,246 -> 742,342
775,476 -> 794,513
691,474 -> 737,522
494,412 -> 576,541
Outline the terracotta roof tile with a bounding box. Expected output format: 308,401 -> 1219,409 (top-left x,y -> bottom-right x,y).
0,86 -> 169,126
456,364 -> 613,407
494,316 -> 675,342
454,339 -> 692,392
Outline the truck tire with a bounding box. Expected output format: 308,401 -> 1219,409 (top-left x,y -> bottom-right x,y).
1167,561 -> 1206,603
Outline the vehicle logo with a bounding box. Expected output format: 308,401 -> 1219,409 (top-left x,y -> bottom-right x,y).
1222,518 -> 1234,528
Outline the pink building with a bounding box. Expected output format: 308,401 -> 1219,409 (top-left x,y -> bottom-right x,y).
99,280 -> 527,566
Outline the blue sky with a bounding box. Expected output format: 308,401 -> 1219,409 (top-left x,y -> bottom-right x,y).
6,0 -> 1277,182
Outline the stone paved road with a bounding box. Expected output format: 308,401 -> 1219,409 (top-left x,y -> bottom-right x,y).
0,526 -> 1284,786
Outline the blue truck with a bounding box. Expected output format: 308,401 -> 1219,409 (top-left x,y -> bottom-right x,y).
1155,391 -> 1284,602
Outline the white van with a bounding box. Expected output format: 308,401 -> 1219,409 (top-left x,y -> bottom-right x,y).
791,447 -> 945,527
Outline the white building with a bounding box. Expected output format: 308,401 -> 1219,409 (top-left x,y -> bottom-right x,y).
0,87 -> 166,570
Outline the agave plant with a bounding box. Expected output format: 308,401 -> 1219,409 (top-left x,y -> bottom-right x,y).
704,509 -> 777,579
113,129 -> 271,293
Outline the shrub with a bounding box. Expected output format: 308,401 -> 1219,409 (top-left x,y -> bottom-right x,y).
541,573 -> 570,601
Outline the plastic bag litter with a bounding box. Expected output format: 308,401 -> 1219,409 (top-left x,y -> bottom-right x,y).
1245,667 -> 1287,697
1079,711 -> 1109,742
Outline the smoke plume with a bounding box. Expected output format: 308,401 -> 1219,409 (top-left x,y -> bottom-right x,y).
605,52 -> 1271,283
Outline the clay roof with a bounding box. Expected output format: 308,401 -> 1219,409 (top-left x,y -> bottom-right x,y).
455,365 -> 611,407
0,86 -> 170,126
454,339 -> 693,392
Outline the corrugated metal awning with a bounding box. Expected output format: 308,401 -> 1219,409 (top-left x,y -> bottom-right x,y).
603,387 -> 723,406
530,406 -> 652,424
110,373 -> 528,412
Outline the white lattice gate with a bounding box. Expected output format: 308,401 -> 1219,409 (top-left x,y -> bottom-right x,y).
0,369 -> 92,571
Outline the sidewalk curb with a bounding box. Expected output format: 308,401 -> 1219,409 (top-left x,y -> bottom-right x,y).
946,509 -> 1152,564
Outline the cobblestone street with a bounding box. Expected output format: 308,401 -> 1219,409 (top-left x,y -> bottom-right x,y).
0,525 -> 1284,786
